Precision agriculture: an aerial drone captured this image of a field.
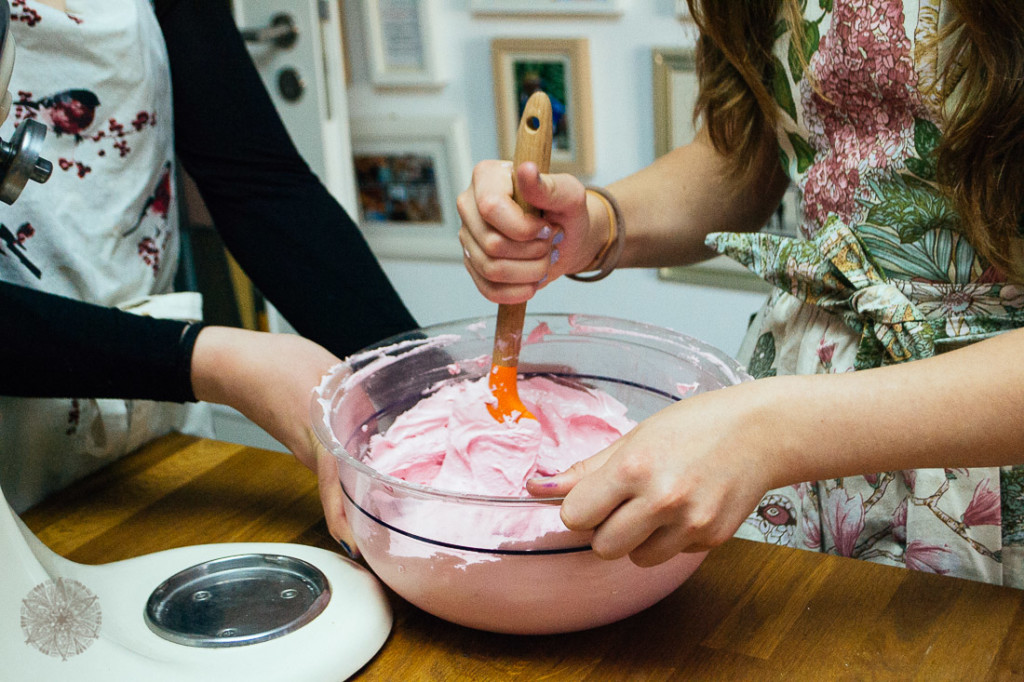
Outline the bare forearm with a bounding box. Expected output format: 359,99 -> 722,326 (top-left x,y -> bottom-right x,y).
528,325 -> 1024,566
191,326 -> 341,456
189,323 -> 354,547
754,329 -> 1024,487
603,131 -> 789,269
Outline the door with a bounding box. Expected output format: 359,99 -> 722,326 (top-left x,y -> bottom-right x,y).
231,0 -> 356,333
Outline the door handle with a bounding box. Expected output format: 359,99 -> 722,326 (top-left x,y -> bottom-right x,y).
239,13 -> 298,49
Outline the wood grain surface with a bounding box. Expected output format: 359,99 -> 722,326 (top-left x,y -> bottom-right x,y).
20,434 -> 1024,680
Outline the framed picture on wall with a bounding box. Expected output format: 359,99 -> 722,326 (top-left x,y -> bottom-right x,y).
491,37 -> 595,175
361,0 -> 444,87
652,46 -> 698,159
471,0 -> 623,15
657,188 -> 804,293
652,47 -> 800,292
350,115 -> 470,260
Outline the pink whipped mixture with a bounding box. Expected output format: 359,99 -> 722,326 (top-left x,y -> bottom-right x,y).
355,374 -> 703,635
365,375 -> 636,496
326,322 -> 722,633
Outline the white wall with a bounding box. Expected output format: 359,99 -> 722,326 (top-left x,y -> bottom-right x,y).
343,0 -> 766,358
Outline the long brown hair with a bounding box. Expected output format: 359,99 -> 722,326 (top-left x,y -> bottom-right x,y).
687,0 -> 1024,279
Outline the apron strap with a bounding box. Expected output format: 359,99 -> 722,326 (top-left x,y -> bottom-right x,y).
707,216 -> 935,369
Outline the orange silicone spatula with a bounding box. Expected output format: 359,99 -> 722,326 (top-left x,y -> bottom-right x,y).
487,91 -> 553,423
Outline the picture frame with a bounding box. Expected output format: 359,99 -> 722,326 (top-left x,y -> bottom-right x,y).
491,38 -> 595,175
658,185 -> 805,293
471,0 -> 623,16
652,47 -> 698,159
361,0 -> 444,88
350,115 -> 470,261
338,0 -> 352,85
652,47 -> 800,291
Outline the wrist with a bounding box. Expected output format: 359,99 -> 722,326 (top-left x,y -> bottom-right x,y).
190,325 -> 248,406
732,376 -> 815,491
747,379 -> 790,491
582,190 -> 613,270
567,186 -> 625,282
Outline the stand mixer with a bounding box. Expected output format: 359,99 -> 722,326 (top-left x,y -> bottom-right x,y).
0,3 -> 391,679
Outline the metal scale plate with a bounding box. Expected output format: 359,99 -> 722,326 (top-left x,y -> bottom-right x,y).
145,553 -> 331,648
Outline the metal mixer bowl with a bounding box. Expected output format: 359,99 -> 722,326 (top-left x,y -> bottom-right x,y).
311,314 -> 750,634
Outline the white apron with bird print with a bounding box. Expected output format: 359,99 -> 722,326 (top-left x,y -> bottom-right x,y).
0,0 -> 211,512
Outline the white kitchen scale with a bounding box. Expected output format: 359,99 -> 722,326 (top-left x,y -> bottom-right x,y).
0,4 -> 391,679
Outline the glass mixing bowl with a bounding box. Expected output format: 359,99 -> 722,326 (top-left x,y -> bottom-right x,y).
312,314 -> 750,635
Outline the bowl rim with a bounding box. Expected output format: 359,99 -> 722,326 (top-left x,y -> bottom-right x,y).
311,312 -> 750,506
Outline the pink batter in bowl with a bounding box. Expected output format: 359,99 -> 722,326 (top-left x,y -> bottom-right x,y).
312,314 -> 751,635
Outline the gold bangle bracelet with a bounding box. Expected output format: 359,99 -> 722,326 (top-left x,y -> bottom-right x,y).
567,186 -> 626,282
580,190 -> 616,271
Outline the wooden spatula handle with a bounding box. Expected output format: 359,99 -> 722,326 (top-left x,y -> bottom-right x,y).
493,91 -> 553,368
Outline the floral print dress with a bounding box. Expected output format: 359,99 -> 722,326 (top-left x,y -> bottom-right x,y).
708,0 -> 1024,586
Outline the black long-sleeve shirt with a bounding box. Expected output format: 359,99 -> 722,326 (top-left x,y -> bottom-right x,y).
0,0 -> 417,402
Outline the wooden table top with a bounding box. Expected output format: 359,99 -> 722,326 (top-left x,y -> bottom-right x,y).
20,433 -> 1024,680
